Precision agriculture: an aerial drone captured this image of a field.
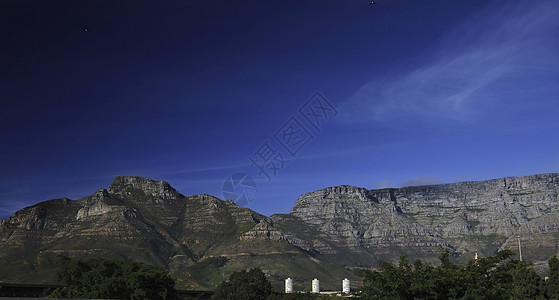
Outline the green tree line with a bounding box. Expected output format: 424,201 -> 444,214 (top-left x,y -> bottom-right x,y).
359,249 -> 559,300
48,251 -> 559,299
48,255 -> 177,299
211,268 -> 345,300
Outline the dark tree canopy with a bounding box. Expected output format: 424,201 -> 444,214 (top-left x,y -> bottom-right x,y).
48,256 -> 177,300
359,249 -> 559,300
211,268 -> 346,300
212,268 -> 273,300
547,255 -> 559,299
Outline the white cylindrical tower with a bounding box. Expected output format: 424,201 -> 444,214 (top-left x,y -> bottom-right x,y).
285,278 -> 293,293
342,278 -> 350,294
312,278 -> 320,293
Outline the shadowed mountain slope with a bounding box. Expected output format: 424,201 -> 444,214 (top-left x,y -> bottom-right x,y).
0,176 -> 354,290
1,174 -> 559,289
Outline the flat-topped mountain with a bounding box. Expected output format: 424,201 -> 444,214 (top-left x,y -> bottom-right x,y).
284,173 -> 559,265
1,174 -> 559,289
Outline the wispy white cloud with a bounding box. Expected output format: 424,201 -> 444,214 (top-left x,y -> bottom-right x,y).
401,176 -> 440,187
343,0 -> 559,123
377,180 -> 395,189
0,199 -> 31,220
113,163 -> 249,178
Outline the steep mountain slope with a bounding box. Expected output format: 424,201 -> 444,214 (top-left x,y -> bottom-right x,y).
1,174 -> 559,290
276,186 -> 451,266
0,176 -> 355,290
280,173 -> 559,265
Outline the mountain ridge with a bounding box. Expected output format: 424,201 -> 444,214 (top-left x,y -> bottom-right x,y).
1,173 -> 558,290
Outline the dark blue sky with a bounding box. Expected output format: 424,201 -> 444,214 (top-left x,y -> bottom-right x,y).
1,0 -> 558,219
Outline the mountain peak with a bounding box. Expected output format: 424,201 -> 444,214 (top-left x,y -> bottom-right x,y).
108,176 -> 182,200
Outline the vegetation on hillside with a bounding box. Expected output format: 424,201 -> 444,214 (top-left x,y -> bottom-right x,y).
359,249 -> 559,299
48,256 -> 177,299
44,251 -> 559,300
212,268 -> 273,300
212,268 -> 347,300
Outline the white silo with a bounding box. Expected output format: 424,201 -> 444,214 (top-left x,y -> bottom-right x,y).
342,278 -> 350,294
285,278 -> 293,293
312,278 -> 320,293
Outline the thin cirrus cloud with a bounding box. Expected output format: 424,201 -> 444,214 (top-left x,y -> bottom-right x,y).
343,0 -> 559,124
375,177 -> 440,189
0,199 -> 30,220
377,180 -> 395,189
401,176 -> 441,187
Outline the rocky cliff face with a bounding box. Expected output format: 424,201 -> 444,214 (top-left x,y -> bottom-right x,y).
282,173 -> 559,264
1,174 -> 558,289
108,176 -> 183,200
0,176 -> 355,290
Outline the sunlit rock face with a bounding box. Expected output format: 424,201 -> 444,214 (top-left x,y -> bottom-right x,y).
0,176 -> 353,289
108,176 -> 183,200
1,174 -> 559,289
287,173 -> 559,263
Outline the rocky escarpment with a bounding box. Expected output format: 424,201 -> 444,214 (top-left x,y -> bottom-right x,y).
2,173 -> 559,289
281,173 -> 559,265
393,174 -> 559,237
0,176 -> 355,290
282,186 -> 450,265
108,176 -> 183,200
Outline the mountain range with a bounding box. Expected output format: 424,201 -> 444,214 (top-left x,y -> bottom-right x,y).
1,174 -> 559,291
